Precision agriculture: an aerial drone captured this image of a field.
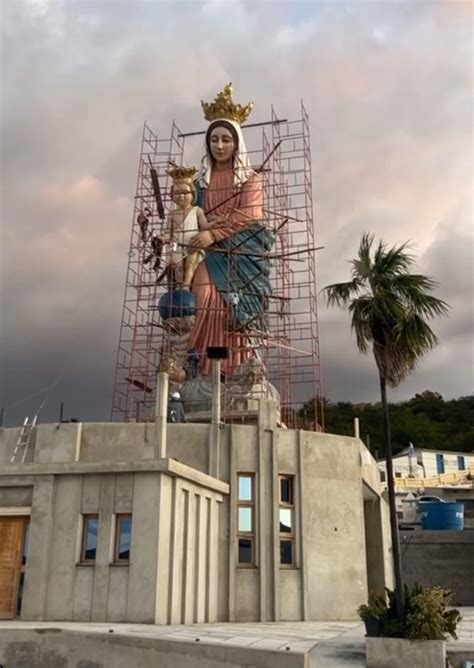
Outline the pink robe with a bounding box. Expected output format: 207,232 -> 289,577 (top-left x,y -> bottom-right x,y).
189,168 -> 263,375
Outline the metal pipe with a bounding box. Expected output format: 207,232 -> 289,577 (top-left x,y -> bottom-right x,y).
354,417 -> 360,439
209,359 -> 221,477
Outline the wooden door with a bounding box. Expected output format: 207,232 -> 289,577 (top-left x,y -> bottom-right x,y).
0,517 -> 24,619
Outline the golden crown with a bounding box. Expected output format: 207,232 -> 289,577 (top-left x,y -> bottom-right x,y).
166,166 -> 198,183
201,83 -> 253,125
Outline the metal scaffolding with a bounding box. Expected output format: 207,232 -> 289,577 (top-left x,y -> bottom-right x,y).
111,104 -> 324,429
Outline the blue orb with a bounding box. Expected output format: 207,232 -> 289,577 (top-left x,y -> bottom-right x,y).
158,289 -> 197,321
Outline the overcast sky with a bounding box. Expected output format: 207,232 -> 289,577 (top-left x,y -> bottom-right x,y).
1,0 -> 472,427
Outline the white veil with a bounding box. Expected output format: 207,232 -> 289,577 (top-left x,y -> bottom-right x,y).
195,119 -> 254,190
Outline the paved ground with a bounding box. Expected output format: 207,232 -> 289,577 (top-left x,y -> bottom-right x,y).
1,607 -> 472,667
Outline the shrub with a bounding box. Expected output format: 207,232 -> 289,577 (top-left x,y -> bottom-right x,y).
357,584 -> 461,641
405,587 -> 461,641
358,592 -> 388,621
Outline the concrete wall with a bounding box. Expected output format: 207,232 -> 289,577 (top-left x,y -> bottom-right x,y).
0,402 -> 391,624
16,464 -> 225,624
301,432 -> 368,620
0,628 -> 306,668
227,418 -> 383,622
400,530 -> 474,605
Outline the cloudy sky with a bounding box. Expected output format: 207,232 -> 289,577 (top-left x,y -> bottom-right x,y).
1,0 -> 472,426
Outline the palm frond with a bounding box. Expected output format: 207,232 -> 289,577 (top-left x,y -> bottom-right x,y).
348,296 -> 373,354
391,274 -> 450,318
373,240 -> 414,279
374,313 -> 440,387
323,278 -> 363,308
371,289 -> 406,323
351,233 -> 374,280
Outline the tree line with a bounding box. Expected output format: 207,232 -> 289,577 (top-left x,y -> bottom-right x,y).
299,391 -> 474,457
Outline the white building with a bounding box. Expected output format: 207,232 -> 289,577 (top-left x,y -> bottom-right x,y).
378,446 -> 474,482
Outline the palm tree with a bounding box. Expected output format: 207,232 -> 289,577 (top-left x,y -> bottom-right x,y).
324,233 -> 449,620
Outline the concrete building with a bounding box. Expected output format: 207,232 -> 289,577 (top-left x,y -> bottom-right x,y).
0,399 -> 393,624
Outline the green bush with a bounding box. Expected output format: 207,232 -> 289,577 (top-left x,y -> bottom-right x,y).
358,592 -> 388,621
405,587 -> 461,641
357,584 -> 461,640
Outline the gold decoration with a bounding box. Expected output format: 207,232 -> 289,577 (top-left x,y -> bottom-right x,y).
166,166 -> 198,183
201,82 -> 253,125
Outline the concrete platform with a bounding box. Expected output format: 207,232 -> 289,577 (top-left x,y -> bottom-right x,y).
0,610 -> 472,667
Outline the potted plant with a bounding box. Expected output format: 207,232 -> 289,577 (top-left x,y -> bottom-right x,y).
358,592 -> 387,637
361,584 -> 461,668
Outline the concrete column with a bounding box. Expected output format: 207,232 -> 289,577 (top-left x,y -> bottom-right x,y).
257,398 -> 279,621
206,496 -> 218,622
354,417 -> 360,439
194,494 -> 207,623
74,422 -> 83,462
91,475 -> 116,621
21,476 -> 55,620
227,426 -> 236,622
208,360 -> 221,477
297,430 -> 309,619
154,371 -> 169,459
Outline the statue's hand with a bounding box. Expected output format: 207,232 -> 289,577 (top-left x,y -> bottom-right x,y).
207,214 -> 225,225
189,231 -> 214,249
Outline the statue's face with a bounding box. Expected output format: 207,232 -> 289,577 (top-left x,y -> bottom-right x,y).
209,126 -> 235,163
172,182 -> 194,207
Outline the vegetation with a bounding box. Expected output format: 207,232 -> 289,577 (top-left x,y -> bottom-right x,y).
323,233 -> 449,621
299,391 -> 474,457
358,584 -> 461,641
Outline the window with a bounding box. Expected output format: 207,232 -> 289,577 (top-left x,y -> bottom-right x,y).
395,472 -> 402,478
237,474 -> 255,566
436,453 -> 445,474
279,475 -> 295,566
380,470 -> 386,482
81,514 -> 98,563
457,456 -> 466,471
114,514 -> 132,562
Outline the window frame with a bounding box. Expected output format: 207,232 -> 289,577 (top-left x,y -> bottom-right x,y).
279,474 -> 296,568
80,513 -> 99,564
113,513 -> 132,564
236,473 -> 255,568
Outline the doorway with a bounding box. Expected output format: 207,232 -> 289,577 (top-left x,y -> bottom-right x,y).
0,516 -> 30,619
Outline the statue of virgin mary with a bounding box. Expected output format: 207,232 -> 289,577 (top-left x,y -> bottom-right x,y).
187,84 -> 274,377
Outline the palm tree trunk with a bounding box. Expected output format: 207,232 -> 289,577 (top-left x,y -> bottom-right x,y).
380,374 -> 405,621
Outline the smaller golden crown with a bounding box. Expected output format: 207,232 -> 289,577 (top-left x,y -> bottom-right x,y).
166,166 -> 198,183
201,83 -> 253,125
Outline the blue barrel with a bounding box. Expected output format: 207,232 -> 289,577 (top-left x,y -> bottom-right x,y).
420,502 -> 464,530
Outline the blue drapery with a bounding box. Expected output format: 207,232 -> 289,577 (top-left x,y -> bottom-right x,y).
197,188 -> 275,329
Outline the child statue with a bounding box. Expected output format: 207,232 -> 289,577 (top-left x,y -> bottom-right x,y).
165,167 -> 212,290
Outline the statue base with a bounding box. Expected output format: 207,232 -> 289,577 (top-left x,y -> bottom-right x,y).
177,358 -> 281,424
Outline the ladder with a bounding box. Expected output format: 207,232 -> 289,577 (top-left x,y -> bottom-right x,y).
10,415 -> 37,464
